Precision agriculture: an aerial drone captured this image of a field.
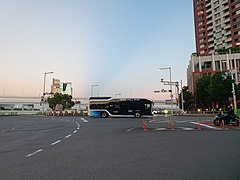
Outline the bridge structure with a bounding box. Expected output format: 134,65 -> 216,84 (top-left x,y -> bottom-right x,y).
0,96 -> 89,115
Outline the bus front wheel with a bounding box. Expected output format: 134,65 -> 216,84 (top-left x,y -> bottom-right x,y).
101,112 -> 108,118
134,112 -> 141,118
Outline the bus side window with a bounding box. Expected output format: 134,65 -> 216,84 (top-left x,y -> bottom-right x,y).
115,104 -> 120,109
90,104 -> 96,109
145,104 -> 151,110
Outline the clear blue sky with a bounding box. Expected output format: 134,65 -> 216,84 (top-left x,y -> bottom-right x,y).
0,0 -> 195,100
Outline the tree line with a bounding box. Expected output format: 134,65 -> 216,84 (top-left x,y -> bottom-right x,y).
180,72 -> 240,112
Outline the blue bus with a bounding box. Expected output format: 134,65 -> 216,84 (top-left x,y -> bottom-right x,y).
88,97 -> 153,118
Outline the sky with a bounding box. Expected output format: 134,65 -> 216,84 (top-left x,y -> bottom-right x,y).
0,0 -> 195,100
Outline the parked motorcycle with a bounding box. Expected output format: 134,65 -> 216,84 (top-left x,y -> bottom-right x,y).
213,113 -> 239,126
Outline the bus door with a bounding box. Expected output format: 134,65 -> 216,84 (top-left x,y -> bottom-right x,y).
142,103 -> 152,115
120,102 -> 133,115
108,103 -> 121,115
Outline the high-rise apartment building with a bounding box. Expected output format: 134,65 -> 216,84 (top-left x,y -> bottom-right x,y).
187,0 -> 240,99
193,0 -> 240,56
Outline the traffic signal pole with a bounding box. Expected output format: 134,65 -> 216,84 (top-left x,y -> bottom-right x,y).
232,82 -> 237,113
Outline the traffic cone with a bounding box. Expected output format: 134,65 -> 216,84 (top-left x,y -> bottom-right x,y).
198,121 -> 201,130
167,119 -> 171,129
171,120 -> 174,130
142,120 -> 147,130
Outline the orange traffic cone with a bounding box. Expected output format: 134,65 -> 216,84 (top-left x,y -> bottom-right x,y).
171,120 -> 175,130
222,120 -> 225,128
167,119 -> 171,129
142,120 -> 147,130
198,121 -> 201,130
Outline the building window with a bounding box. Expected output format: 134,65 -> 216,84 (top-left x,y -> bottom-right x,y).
214,7 -> 220,12
199,27 -> 204,32
235,17 -> 240,22
197,0 -> 202,5
214,0 -> 219,6
214,13 -> 220,19
215,19 -> 221,24
234,3 -> 240,9
236,10 -> 240,15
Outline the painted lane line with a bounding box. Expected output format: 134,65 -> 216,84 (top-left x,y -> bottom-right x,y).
155,128 -> 167,131
149,120 -> 156,123
76,122 -> 80,129
25,149 -> 44,158
190,122 -> 222,130
126,128 -> 134,132
51,140 -> 62,146
65,134 -> 72,139
81,118 -> 88,123
73,130 -> 77,134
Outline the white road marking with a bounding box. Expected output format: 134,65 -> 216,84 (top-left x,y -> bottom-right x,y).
181,127 -> 194,130
1,127 -> 16,133
80,118 -> 88,123
65,134 -> 72,139
155,128 -> 167,131
190,122 -> 221,130
73,130 -> 77,134
51,140 -> 62,146
76,122 -> 80,129
149,120 -> 156,123
126,128 -> 134,132
25,149 -> 44,158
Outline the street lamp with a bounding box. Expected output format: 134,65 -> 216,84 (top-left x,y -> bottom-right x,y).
91,85 -> 99,97
42,71 -> 53,114
159,67 -> 173,115
43,71 -> 54,96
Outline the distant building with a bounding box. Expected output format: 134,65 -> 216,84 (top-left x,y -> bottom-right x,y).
61,82 -> 72,96
51,78 -> 61,94
51,78 -> 73,96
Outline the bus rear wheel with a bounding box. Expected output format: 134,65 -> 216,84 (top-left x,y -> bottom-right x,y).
134,112 -> 141,118
101,112 -> 108,118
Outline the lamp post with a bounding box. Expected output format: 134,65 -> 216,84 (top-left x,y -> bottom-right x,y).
91,85 -> 99,97
42,71 -> 53,114
228,49 -> 238,113
159,67 -> 173,115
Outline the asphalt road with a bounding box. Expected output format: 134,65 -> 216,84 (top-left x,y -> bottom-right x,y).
0,115 -> 239,180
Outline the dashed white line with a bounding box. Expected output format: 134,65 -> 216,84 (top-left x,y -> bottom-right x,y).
76,122 -> 80,129
65,134 -> 72,139
81,118 -> 88,123
25,149 -> 44,158
126,128 -> 134,132
51,140 -> 62,146
73,130 -> 77,134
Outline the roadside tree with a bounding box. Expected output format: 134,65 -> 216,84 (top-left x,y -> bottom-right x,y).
47,93 -> 75,110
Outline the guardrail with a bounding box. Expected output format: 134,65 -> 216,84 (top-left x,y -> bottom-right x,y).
0,110 -> 41,116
